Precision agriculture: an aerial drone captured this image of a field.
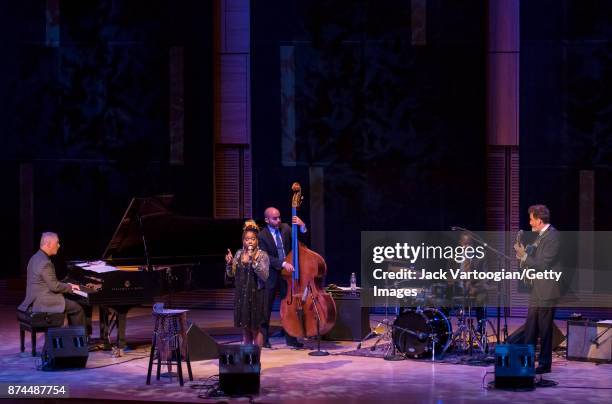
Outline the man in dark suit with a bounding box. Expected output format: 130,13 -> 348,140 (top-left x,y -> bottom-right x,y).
18,232 -> 85,326
258,207 -> 307,348
514,205 -> 561,374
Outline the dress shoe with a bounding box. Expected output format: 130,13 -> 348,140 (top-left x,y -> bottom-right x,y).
86,337 -> 103,351
263,342 -> 272,349
535,366 -> 551,374
287,341 -> 304,348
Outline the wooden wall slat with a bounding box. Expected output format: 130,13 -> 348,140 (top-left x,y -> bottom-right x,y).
214,0 -> 251,218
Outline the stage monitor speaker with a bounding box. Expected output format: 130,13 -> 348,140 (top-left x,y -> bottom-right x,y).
567,320 -> 612,363
507,322 -> 565,349
494,344 -> 535,389
324,294 -> 369,341
218,344 -> 260,395
186,323 -> 218,361
42,326 -> 89,370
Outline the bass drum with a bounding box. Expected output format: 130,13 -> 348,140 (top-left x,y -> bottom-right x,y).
392,308 -> 452,358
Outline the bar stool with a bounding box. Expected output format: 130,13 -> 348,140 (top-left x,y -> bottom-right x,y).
146,303 -> 193,386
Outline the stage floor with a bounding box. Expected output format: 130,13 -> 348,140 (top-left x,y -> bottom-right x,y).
1,304 -> 611,403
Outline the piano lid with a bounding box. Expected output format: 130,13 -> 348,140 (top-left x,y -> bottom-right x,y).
102,195 -> 244,264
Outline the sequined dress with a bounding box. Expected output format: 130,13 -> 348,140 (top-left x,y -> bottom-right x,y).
226,249 -> 270,330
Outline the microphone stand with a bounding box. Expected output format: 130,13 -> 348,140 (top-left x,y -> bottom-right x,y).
451,226 -> 512,343
306,284 -> 329,356
384,280 -> 406,361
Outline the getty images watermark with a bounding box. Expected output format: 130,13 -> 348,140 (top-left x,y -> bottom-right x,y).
360,231 -> 612,308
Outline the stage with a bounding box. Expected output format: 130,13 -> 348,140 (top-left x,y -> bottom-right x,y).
1,304 -> 611,404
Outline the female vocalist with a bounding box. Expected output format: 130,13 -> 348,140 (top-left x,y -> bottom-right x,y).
225,220 -> 270,347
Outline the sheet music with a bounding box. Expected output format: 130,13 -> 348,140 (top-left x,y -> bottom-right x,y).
75,260 -> 118,273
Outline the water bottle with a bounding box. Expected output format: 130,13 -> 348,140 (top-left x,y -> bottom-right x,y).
350,272 -> 357,295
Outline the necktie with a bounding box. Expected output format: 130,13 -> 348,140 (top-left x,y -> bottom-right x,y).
534,231 -> 545,248
274,229 -> 285,260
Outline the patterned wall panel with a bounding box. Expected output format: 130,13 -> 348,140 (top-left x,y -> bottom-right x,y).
214,0 -> 251,218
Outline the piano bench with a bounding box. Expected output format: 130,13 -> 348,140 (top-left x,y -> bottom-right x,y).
17,310 -> 65,356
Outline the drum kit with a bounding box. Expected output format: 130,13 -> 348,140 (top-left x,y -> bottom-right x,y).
359,280 -> 497,360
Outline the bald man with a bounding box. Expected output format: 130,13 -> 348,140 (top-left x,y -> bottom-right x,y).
18,232 -> 85,326
258,207 -> 307,348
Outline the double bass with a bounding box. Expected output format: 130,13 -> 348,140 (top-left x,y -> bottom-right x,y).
280,183 -> 337,338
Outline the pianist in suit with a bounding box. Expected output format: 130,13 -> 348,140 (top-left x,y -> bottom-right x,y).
18,232 -> 86,326
225,220 -> 270,347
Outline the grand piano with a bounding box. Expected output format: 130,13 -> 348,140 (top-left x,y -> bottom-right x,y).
65,195 -> 243,348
